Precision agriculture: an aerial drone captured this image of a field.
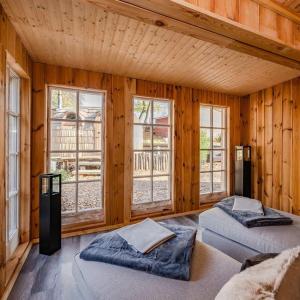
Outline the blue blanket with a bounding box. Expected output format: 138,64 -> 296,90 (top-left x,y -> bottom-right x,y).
80,223 -> 197,281
215,197 -> 293,228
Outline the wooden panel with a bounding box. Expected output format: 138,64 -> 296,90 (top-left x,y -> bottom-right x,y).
256,91 -> 265,204
242,78 -> 300,214
239,0 -> 260,30
214,0 -> 239,20
292,77 -> 300,213
249,93 -> 258,199
240,96 -> 250,145
31,63 -> 242,238
282,80 -> 293,212
272,84 -> 283,210
260,6 -> 278,38
31,63 -> 46,240
2,0 -> 300,96
19,78 -> 31,243
264,87 -> 273,207
123,78 -> 136,223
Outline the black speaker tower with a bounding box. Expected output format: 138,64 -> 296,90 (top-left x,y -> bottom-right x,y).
234,146 -> 251,198
39,173 -> 61,255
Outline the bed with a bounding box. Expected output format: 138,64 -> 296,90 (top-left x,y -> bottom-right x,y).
72,240 -> 241,300
200,207 -> 300,262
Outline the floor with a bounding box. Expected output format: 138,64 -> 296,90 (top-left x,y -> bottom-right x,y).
8,215 -> 199,300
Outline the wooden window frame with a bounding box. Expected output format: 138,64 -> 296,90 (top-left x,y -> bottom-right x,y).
47,85 -> 106,222
200,104 -> 230,203
131,96 -> 174,214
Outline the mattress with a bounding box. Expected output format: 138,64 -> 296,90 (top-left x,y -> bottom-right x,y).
202,228 -> 260,262
73,241 -> 241,300
199,207 -> 300,254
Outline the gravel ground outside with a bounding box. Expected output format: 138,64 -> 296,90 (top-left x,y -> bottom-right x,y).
61,161 -> 225,212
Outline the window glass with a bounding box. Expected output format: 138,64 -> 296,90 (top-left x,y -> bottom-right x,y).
49,87 -> 105,214
200,105 -> 227,197
6,68 -> 20,244
133,97 -> 173,205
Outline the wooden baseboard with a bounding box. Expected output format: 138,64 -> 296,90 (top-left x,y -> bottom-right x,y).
2,242 -> 32,300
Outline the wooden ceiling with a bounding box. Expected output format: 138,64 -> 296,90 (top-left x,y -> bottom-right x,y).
273,0 -> 300,14
2,0 -> 300,96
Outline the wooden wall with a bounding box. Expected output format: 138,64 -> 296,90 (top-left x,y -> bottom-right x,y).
185,0 -> 300,50
0,4 -> 32,297
31,62 -> 242,239
241,79 -> 300,215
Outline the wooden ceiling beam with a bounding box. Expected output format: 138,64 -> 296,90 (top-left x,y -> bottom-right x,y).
88,0 -> 300,70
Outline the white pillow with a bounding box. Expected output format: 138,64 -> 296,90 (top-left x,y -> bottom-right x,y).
232,196 -> 264,215
117,218 -> 175,253
215,246 -> 300,300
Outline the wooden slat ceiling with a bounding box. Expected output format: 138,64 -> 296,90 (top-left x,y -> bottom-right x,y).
273,0 -> 300,14
2,0 -> 300,96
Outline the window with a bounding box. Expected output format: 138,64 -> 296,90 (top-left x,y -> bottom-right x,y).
6,67 -> 20,257
200,105 -> 228,197
48,87 -> 105,216
132,97 -> 173,209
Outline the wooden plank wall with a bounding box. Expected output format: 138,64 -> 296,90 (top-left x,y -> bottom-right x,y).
31,62 -> 242,239
185,0 -> 300,50
241,79 -> 300,215
0,4 -> 32,297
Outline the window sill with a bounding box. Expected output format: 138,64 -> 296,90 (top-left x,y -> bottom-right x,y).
62,209 -> 104,232
200,191 -> 228,204
131,200 -> 173,219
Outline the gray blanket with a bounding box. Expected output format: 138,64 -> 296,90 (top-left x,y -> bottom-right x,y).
79,223 -> 197,281
215,197 -> 293,228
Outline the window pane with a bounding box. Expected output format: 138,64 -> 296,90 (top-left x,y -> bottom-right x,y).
200,106 -> 211,127
133,98 -> 151,124
9,76 -> 19,113
51,89 -> 77,120
213,107 -> 226,128
79,122 -> 102,151
79,92 -> 103,121
213,171 -> 226,192
153,176 -> 170,201
213,150 -> 226,171
78,152 -> 101,181
78,181 -> 102,211
133,151 -> 151,177
200,150 -> 211,172
9,116 -> 18,153
9,154 -> 18,193
61,183 -> 76,213
200,128 -> 211,149
78,152 -> 102,180
153,101 -> 170,125
200,172 -> 212,194
213,129 -> 225,148
153,126 -> 170,149
133,125 -> 152,150
50,121 -> 76,151
133,177 -> 151,204
8,195 -> 18,237
50,152 -> 76,182
153,151 -> 170,175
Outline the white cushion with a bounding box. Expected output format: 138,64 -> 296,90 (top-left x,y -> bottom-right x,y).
215,246 -> 300,300
232,196 -> 264,215
117,218 -> 175,253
